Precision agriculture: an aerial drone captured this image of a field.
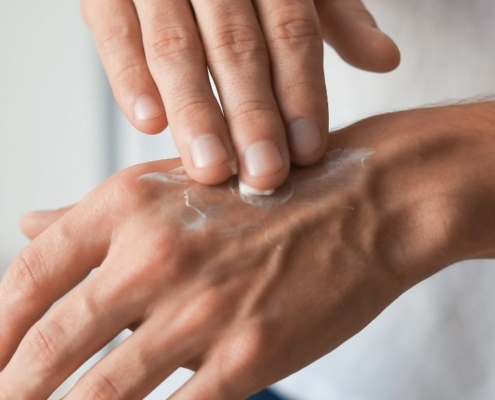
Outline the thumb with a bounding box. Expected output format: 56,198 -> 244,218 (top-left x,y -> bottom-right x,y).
315,0 -> 401,72
20,205 -> 75,240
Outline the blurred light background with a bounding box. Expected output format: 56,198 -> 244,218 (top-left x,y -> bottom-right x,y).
1,0 -> 495,399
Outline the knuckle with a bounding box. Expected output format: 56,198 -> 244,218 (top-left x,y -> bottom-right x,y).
147,26 -> 201,62
26,321 -> 66,373
113,59 -> 147,85
280,79 -> 321,98
183,290 -> 225,328
114,230 -> 180,291
109,164 -> 186,214
269,11 -> 321,47
211,24 -> 267,62
133,231 -> 177,275
105,172 -> 138,209
114,171 -> 163,212
98,24 -> 136,55
80,371 -> 120,400
170,91 -> 212,119
6,248 -> 44,301
73,293 -> 100,321
221,326 -> 270,371
229,99 -> 276,121
233,327 -> 268,366
212,328 -> 269,398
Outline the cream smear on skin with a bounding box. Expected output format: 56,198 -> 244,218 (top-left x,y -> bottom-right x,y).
138,148 -> 375,232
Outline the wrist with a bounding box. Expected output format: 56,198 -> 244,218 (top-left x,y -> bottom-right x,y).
331,102 -> 495,286
441,101 -> 495,261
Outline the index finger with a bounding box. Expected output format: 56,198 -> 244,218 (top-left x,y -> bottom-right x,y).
0,203 -> 109,369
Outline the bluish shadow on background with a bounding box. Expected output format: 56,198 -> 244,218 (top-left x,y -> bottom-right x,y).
247,388 -> 287,400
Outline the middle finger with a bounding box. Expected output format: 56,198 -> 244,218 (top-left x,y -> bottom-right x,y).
191,0 -> 291,192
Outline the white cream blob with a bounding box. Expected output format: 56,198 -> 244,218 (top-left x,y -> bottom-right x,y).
238,182 -> 275,197
233,180 -> 294,208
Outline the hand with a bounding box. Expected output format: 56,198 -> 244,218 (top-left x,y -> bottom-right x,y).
4,103 -> 493,399
81,0 -> 400,190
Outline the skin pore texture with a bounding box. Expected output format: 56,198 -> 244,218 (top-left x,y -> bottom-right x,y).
2,103 -> 495,399
138,148 -> 376,233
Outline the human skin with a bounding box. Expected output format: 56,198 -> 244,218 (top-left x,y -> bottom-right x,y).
81,0 -> 400,190
1,102 -> 495,399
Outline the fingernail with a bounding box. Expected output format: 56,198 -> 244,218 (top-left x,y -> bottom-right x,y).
134,94 -> 163,120
190,135 -> 230,169
244,141 -> 284,177
289,118 -> 323,159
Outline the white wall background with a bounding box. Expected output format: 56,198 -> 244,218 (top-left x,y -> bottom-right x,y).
0,1 -> 110,397
0,0 -> 107,265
